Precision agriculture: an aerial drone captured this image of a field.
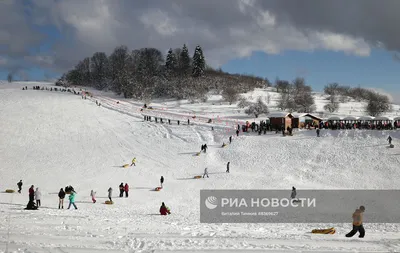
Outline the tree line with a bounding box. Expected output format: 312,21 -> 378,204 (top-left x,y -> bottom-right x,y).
59,44 -> 268,103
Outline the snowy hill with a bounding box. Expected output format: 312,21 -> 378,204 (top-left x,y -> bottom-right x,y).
1,82 -> 400,252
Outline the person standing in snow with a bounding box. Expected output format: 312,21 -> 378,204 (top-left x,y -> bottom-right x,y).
203,168 -> 209,178
90,190 -> 96,203
229,136 -> 232,144
316,128 -> 320,137
34,187 -> 41,207
68,190 -> 78,209
17,180 -> 23,193
226,162 -> 230,173
291,187 -> 297,200
124,183 -> 129,198
108,187 -> 113,202
201,144 -> 204,152
160,176 -> 164,188
388,136 -> 392,145
58,188 -> 65,209
236,129 -> 239,137
119,183 -> 124,197
29,185 -> 35,202
204,144 -> 208,153
346,206 -> 365,238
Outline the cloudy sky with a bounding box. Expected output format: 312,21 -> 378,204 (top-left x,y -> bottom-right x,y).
0,0 -> 399,98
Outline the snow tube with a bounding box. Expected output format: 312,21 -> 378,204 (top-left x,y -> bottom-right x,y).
193,175 -> 202,179
311,227 -> 336,234
5,189 -> 14,193
155,187 -> 162,191
123,164 -> 130,168
105,200 -> 114,205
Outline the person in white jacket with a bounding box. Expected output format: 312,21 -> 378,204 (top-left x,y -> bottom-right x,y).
90,190 -> 96,203
35,187 -> 42,207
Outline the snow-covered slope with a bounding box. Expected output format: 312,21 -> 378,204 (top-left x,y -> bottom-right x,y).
1,82 -> 400,252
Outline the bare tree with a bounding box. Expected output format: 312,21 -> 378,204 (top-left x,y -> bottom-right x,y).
221,86 -> 239,105
238,96 -> 251,108
366,92 -> 391,116
245,97 -> 269,118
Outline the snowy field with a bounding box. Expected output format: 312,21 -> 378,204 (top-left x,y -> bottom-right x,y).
1,82 -> 400,253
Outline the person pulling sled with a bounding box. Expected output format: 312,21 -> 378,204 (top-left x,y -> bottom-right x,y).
131,157 -> 137,166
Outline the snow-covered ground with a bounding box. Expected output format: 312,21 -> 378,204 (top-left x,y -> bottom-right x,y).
1,82 -> 400,253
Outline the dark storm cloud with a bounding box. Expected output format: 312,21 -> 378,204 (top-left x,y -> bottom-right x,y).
0,0 -> 398,76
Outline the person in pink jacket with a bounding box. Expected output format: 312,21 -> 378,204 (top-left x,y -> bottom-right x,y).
124,183 -> 129,198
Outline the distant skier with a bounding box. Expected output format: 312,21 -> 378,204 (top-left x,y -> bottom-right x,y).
68,190 -> 77,209
34,187 -> 41,207
131,157 -> 136,166
203,168 -> 209,178
17,180 -> 23,193
229,136 -> 232,144
119,183 -> 125,197
226,162 -> 230,173
29,185 -> 35,202
58,188 -> 66,209
316,128 -> 320,137
108,187 -> 113,202
124,183 -> 129,198
388,136 -> 392,145
159,202 -> 171,215
346,206 -> 365,238
90,190 -> 96,203
160,176 -> 164,188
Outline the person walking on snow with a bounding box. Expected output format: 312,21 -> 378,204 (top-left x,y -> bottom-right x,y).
203,168 -> 209,178
346,206 -> 366,238
131,157 -> 136,166
58,188 -> 66,209
226,162 -> 230,173
34,187 -> 41,207
124,183 -> 129,198
108,187 -> 113,202
68,190 -> 78,209
160,176 -> 164,188
388,136 -> 392,145
229,136 -> 232,144
204,144 -> 208,153
316,128 -> 320,137
236,129 -> 239,137
90,190 -> 96,203
119,183 -> 124,197
29,185 -> 35,202
17,180 -> 23,193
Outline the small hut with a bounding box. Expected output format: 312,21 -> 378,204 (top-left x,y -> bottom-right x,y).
267,113 -> 294,130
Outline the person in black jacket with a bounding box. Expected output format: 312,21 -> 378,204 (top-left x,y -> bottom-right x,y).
160,176 -> 164,188
58,188 -> 66,209
119,183 -> 125,197
17,180 -> 23,193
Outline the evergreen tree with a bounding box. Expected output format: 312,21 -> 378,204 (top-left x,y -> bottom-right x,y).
192,45 -> 205,77
178,44 -> 191,77
165,48 -> 178,79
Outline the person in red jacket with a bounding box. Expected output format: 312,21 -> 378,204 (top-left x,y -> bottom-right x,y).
124,183 -> 129,198
29,185 -> 35,202
159,202 -> 171,215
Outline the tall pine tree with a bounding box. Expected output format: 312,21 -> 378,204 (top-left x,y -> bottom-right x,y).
192,45 -> 205,78
178,44 -> 191,77
165,48 -> 178,79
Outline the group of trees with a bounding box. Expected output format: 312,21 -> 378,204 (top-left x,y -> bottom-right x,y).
62,44 -> 207,101
275,77 -> 316,113
324,83 -> 391,116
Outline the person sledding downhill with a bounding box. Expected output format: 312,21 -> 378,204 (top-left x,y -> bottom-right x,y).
131,157 -> 137,166
160,202 -> 171,215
